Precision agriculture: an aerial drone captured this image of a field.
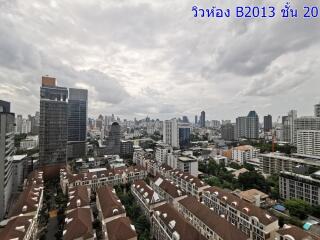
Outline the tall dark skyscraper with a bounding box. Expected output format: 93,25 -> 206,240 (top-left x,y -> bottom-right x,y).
0,100 -> 14,219
67,88 -> 88,159
39,76 -> 68,166
221,123 -> 235,141
200,111 -> 206,128
195,115 -> 198,125
246,111 -> 259,139
107,122 -> 121,155
178,123 -> 191,149
264,115 -> 272,132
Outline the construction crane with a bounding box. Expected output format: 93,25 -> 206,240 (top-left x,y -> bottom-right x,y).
272,116 -> 281,153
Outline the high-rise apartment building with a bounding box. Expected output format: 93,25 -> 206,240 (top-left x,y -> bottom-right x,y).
163,119 -> 179,148
39,76 -> 68,166
194,115 -> 198,125
288,110 -> 297,144
106,122 -> 121,155
178,123 -> 191,149
67,88 -> 88,159
246,110 -> 259,139
200,111 -> 205,128
235,111 -> 259,139
263,114 -> 272,132
0,100 -> 14,219
221,123 -> 235,141
297,130 -> 320,156
294,116 -> 320,145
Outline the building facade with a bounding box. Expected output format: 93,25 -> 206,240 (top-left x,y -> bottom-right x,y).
264,115 -> 272,132
39,76 -> 68,166
296,130 -> 320,157
67,88 -> 88,159
0,100 -> 15,220
163,119 -> 179,148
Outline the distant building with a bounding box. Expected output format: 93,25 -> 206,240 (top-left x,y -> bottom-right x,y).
20,135 -> 39,150
264,115 -> 272,132
12,155 -> 28,192
294,116 -> 320,146
282,110 -> 297,144
235,111 -> 259,139
297,130 -> 320,157
120,140 -> 134,157
67,88 -> 88,159
178,123 -> 191,149
221,123 -> 235,141
195,115 -> 198,125
315,102 -> 320,117
232,145 -> 259,165
0,100 -> 15,219
200,111 -> 206,128
163,119 -> 179,148
39,76 -> 68,166
106,122 -> 121,155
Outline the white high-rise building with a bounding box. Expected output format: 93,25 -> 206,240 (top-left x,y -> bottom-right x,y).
163,118 -> 179,148
297,130 -> 320,157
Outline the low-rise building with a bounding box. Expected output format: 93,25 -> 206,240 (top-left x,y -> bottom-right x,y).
203,186 -> 278,240
259,153 -> 320,175
60,166 -> 147,193
279,170 -> 320,206
105,217 -> 137,240
63,208 -> 96,240
96,186 -> 126,224
232,145 -> 259,165
20,135 -> 39,150
151,203 -> 205,240
12,154 -> 28,192
150,176 -> 187,206
167,169 -> 209,199
177,196 -> 249,240
275,225 -> 320,240
131,180 -> 165,220
0,170 -> 44,240
66,185 -> 91,213
235,189 -> 269,207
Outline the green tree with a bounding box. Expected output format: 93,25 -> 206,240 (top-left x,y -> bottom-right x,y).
284,199 -> 312,219
238,171 -> 270,193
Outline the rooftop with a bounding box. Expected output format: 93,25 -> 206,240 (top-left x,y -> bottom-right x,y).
178,196 -> 248,240
97,186 -> 125,219
105,217 -> 137,240
153,203 -> 206,240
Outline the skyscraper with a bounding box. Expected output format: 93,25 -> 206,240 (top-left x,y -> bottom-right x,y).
246,111 -> 259,139
200,111 -> 206,128
264,115 -> 272,132
107,122 -> 121,155
39,76 -> 68,166
195,115 -> 198,125
67,88 -> 88,159
235,111 -> 259,139
0,100 -> 14,219
178,123 -> 191,149
163,119 -> 179,148
221,123 -> 235,141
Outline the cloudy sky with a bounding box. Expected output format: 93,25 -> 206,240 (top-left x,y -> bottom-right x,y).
1,0 -> 320,121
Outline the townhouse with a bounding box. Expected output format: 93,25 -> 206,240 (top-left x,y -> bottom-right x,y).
105,217 -> 137,240
131,180 -> 165,220
63,208 -> 96,240
0,170 -> 44,240
63,185 -> 95,239
150,175 -> 187,206
96,186 -> 126,224
177,196 -> 249,240
60,166 -> 147,193
202,186 -> 278,240
166,169 -> 209,200
151,203 -> 206,240
275,225 -> 320,240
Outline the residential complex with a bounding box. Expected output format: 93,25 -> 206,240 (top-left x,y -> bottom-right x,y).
279,171 -> 320,206
232,145 -> 259,165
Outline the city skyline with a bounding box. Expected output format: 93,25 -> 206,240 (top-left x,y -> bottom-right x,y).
1,0 -> 320,120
